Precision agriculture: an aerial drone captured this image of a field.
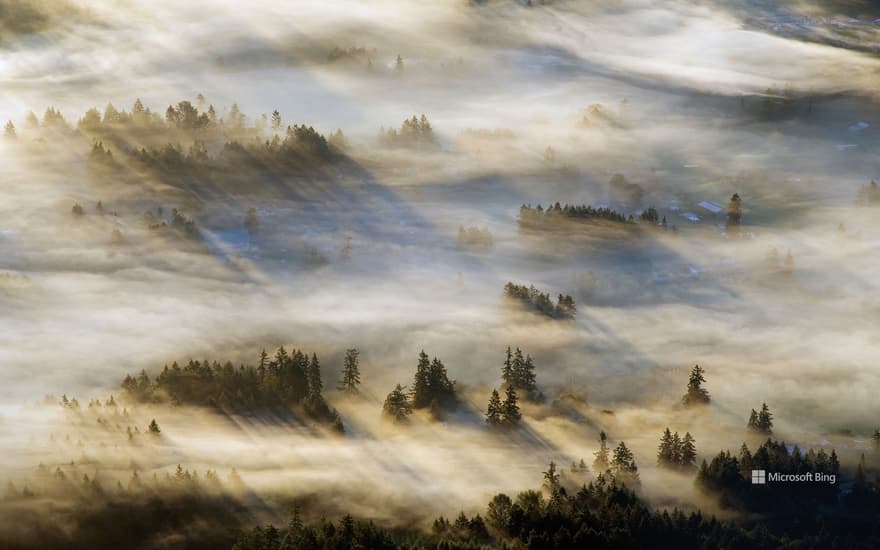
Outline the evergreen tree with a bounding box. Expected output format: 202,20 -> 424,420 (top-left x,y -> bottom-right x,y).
501,346 -> 513,387
542,461 -> 561,498
681,364 -> 710,406
306,353 -> 323,399
672,432 -> 682,465
748,409 -> 759,431
383,384 -> 412,423
757,403 -> 773,434
486,389 -> 503,426
271,110 -> 282,132
611,442 -> 640,485
657,428 -> 675,468
593,431 -> 611,472
4,120 -> 16,139
148,419 -> 161,435
394,54 -> 404,74
680,432 -> 697,469
520,354 -> 537,395
502,385 -> 521,425
337,348 -> 361,395
511,348 -> 525,388
412,351 -> 432,408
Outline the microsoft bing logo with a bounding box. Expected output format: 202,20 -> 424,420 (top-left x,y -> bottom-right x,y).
751,470 -> 766,484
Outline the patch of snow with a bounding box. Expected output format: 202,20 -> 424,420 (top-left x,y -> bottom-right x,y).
848,121 -> 869,132
680,212 -> 700,222
698,201 -> 723,214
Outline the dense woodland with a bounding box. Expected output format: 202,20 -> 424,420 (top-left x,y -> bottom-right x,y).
121,347 -> 344,432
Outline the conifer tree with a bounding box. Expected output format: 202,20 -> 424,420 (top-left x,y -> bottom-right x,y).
4,120 -> 16,139
337,348 -> 361,395
501,346 -> 513,386
681,364 -> 710,406
658,428 -> 675,468
271,110 -> 282,132
511,348 -> 525,388
486,389 -> 503,426
611,442 -> 640,485
383,384 -> 412,423
680,432 -> 697,469
148,419 -> 161,435
502,385 -> 521,425
412,351 -> 432,409
306,353 -> 323,399
757,403 -> 773,434
727,192 -> 742,227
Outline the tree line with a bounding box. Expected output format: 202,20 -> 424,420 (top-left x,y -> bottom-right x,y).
503,282 -> 576,320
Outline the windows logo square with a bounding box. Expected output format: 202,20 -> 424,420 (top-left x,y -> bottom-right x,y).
751,470 -> 766,485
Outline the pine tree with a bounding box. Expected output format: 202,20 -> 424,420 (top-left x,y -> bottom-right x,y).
501,346 -> 513,386
306,353 -> 323,399
271,110 -> 282,132
757,403 -> 773,434
671,432 -> 682,465
611,442 -> 640,485
412,351 -> 432,409
593,431 -> 610,472
680,432 -> 697,469
657,428 -> 675,468
511,348 -> 525,389
520,354 -> 537,395
383,384 -> 412,422
4,120 -> 16,139
395,54 -> 404,74
542,461 -> 561,497
502,385 -> 521,425
748,409 -> 759,431
486,389 -> 503,426
337,348 -> 361,395
681,364 -> 710,406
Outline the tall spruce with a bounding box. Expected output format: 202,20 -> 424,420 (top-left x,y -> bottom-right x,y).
682,364 -> 710,406
486,389 -> 503,426
502,385 -> 521,425
383,384 -> 412,423
501,347 -> 513,387
337,348 -> 361,395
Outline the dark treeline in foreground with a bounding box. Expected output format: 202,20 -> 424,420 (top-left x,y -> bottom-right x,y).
232,462 -> 880,550
503,282 -> 576,320
518,203 -> 632,231
121,347 -> 344,432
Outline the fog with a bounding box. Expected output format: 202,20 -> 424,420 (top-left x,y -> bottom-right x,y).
2,0 -> 880,546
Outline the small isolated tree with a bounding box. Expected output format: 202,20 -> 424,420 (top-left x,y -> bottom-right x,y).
383,384 -> 412,423
72,203 -> 85,217
337,348 -> 361,395
542,461 -> 561,498
271,110 -> 282,132
394,54 -> 404,74
486,388 -> 503,427
593,431 -> 610,473
657,427 -> 675,468
682,364 -> 710,406
4,120 -> 16,140
148,419 -> 161,435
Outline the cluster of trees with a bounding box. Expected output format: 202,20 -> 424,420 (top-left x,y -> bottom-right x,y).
747,403 -> 774,434
657,428 -> 697,470
120,347 -> 344,432
697,438 -> 841,511
485,386 -> 521,427
383,351 -> 457,422
501,346 -> 539,398
518,203 -> 631,230
456,225 -> 493,251
681,364 -> 710,406
503,282 -> 576,320
592,431 -> 640,487
377,114 -> 436,148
